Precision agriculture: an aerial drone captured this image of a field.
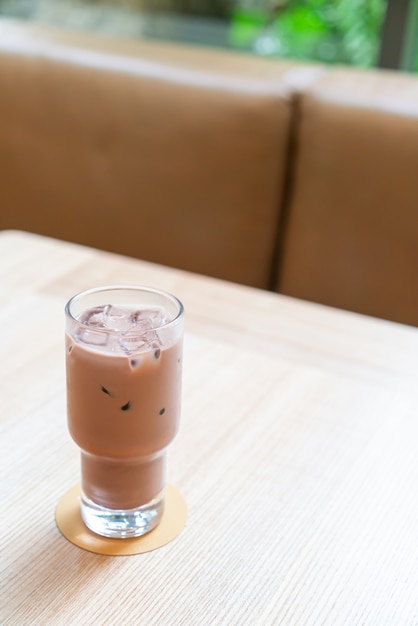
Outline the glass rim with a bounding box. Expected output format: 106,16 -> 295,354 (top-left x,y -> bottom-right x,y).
65,284 -> 184,334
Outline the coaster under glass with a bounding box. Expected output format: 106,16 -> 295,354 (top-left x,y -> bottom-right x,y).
55,483 -> 187,555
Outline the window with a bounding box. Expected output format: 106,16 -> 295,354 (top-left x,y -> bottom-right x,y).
0,0 -> 417,72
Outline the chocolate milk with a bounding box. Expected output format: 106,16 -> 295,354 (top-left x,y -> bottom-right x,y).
66,304 -> 182,510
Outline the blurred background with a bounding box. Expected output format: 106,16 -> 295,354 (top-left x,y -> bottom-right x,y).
0,0 -> 417,73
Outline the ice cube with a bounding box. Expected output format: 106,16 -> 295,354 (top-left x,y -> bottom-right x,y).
76,327 -> 108,346
119,332 -> 153,355
117,307 -> 168,354
101,305 -> 135,332
78,305 -> 110,327
147,307 -> 170,328
128,310 -> 149,325
128,308 -> 169,329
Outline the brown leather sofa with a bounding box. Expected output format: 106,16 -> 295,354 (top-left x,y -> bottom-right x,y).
1,19 -> 417,326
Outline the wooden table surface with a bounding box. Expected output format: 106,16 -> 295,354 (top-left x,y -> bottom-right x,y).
1,230 -> 418,625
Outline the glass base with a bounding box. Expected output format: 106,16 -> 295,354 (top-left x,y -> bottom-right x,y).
80,490 -> 165,539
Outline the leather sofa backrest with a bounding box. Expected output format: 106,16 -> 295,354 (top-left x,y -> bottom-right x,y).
277,67 -> 418,326
0,20 -> 295,289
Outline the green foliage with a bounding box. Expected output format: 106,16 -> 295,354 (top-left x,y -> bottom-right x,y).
229,0 -> 387,67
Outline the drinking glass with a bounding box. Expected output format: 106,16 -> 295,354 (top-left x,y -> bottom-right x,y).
65,285 -> 184,538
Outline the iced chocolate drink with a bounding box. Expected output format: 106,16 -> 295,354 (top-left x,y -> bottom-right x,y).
65,286 -> 184,539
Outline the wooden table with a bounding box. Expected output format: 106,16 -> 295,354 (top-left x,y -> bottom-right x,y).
1,230 -> 418,625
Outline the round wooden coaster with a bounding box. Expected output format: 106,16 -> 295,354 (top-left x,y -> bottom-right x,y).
55,484 -> 187,555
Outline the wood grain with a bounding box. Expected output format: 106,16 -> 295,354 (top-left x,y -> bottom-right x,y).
1,230 -> 418,625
